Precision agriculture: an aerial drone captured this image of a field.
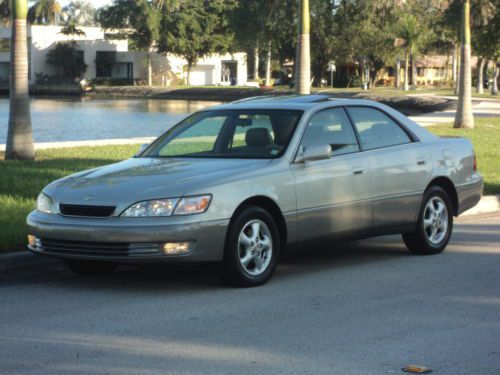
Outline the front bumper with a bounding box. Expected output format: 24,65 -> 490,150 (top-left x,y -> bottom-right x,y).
26,210 -> 229,263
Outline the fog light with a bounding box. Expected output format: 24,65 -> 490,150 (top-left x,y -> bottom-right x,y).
163,242 -> 191,255
28,235 -> 37,247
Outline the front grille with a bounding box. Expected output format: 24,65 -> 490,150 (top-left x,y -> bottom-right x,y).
38,239 -> 160,257
59,204 -> 116,218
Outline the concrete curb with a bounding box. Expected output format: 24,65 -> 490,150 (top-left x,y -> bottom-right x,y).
461,194 -> 500,216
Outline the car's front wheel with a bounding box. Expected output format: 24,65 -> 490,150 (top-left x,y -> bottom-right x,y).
221,206 -> 280,287
403,186 -> 453,255
65,260 -> 118,276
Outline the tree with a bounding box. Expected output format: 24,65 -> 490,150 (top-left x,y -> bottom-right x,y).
59,21 -> 86,39
5,0 -> 34,160
0,0 -> 11,25
158,0 -> 236,85
310,0 -> 336,87
295,0 -> 310,94
454,0 -> 474,129
98,0 -> 160,86
396,15 -> 422,91
28,0 -> 62,25
46,42 -> 87,79
60,0 -> 96,26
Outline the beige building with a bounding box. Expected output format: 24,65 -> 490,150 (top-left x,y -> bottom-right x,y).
0,25 -> 248,86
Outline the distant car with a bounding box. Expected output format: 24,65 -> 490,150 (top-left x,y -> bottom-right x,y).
27,95 -> 483,287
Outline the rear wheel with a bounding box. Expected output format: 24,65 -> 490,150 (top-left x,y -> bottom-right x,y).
221,206 -> 280,287
403,186 -> 453,255
65,260 -> 118,276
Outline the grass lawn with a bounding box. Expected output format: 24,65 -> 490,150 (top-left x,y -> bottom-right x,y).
315,87 -> 500,99
0,117 -> 498,254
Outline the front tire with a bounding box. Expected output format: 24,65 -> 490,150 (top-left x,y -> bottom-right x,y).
65,260 -> 118,276
403,186 -> 453,255
221,206 -> 280,287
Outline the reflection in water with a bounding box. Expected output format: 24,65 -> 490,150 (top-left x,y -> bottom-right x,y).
0,98 -> 221,143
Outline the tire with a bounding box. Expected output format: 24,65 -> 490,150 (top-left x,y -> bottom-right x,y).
220,206 -> 280,287
403,186 -> 453,255
65,260 -> 118,276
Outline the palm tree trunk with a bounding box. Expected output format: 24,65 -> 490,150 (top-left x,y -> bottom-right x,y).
476,57 -> 485,94
492,61 -> 498,95
454,0 -> 474,129
452,44 -> 458,83
454,49 -> 460,95
395,57 -> 401,88
294,0 -> 310,95
410,53 -> 417,86
5,0 -> 34,161
147,52 -> 153,86
253,46 -> 259,80
403,49 -> 409,91
265,41 -> 272,86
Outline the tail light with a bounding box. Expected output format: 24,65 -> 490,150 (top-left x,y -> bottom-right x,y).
473,153 -> 477,171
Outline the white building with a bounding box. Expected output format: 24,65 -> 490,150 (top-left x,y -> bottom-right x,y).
0,25 -> 247,86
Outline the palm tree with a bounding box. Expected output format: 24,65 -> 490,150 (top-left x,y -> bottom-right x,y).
28,0 -> 61,25
294,0 -> 310,95
454,0 -> 474,129
396,15 -> 423,91
5,0 -> 34,160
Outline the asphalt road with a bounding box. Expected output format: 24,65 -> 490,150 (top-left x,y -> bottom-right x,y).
1,213 -> 499,375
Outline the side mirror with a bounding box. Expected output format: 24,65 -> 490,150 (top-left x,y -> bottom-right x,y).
135,143 -> 149,157
295,144 -> 332,163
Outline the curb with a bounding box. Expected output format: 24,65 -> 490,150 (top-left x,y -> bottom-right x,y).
0,251 -> 68,284
461,194 -> 500,216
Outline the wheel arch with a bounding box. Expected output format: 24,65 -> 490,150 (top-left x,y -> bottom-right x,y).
229,196 -> 287,249
425,176 -> 459,216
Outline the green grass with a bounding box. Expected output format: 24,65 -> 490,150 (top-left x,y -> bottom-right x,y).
315,87 -> 500,99
1,118 -> 499,254
426,117 -> 500,196
0,145 -> 140,253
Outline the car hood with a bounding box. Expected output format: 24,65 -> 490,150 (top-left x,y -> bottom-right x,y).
45,157 -> 271,206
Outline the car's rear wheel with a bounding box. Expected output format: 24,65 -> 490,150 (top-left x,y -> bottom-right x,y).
403,186 -> 453,255
65,260 -> 118,276
221,206 -> 280,287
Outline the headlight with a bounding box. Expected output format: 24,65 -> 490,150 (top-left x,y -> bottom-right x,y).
36,193 -> 56,214
121,198 -> 179,217
174,195 -> 212,215
120,195 -> 212,217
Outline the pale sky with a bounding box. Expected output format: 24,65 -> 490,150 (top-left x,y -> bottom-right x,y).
58,0 -> 112,8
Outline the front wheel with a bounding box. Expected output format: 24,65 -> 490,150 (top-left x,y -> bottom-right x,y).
220,206 -> 280,287
403,186 -> 453,255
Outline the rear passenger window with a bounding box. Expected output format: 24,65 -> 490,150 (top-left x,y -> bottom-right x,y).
347,107 -> 411,150
301,108 -> 359,156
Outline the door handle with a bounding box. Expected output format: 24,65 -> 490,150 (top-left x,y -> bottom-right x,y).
353,169 -> 364,175
417,160 -> 426,165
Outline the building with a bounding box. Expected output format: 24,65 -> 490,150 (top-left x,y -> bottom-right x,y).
0,25 -> 247,86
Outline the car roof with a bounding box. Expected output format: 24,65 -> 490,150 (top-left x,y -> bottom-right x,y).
206,95 -> 382,111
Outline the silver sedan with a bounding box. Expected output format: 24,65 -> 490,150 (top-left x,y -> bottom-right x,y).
27,95 -> 483,286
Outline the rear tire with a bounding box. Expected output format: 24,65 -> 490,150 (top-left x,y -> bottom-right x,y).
66,260 -> 118,276
220,206 -> 280,287
403,186 -> 453,255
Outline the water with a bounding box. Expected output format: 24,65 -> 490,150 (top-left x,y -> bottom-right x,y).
0,98 -> 221,144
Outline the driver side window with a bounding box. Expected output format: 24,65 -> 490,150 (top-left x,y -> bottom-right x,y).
301,108 -> 360,156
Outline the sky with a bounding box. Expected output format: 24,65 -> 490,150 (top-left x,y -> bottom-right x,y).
58,0 -> 112,8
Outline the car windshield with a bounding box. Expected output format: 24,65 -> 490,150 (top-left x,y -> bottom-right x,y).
141,109 -> 303,159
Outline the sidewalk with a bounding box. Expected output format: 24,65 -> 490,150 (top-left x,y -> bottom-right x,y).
409,95 -> 500,126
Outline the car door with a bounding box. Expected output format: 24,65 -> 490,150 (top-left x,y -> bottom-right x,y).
291,107 -> 372,241
346,106 -> 430,228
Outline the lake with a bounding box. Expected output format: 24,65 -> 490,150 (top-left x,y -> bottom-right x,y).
0,98 -> 220,144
